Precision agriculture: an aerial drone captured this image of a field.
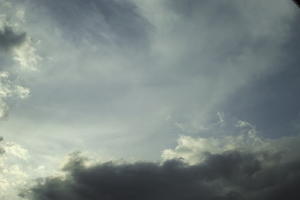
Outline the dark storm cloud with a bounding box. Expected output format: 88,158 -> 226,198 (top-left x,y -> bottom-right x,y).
26,151 -> 300,200
0,26 -> 26,51
293,0 -> 300,7
28,0 -> 150,47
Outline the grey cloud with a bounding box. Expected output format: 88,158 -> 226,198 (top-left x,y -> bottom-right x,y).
220,11 -> 300,137
25,151 -> 300,200
27,0 -> 151,48
5,0 -> 296,162
0,11 -> 33,119
0,136 -> 4,155
161,0 -> 290,74
293,0 -> 300,7
156,0 -> 300,138
0,26 -> 26,51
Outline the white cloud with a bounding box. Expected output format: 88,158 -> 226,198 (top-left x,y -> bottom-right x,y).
13,37 -> 41,71
0,72 -> 30,119
0,3 -> 40,119
0,139 -> 52,200
3,142 -> 29,160
0,140 -> 28,200
162,132 -> 267,164
162,118 -> 300,165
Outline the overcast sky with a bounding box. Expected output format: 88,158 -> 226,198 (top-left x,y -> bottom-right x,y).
0,0 -> 300,199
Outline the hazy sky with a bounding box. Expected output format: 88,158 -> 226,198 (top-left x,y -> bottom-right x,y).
0,0 -> 300,199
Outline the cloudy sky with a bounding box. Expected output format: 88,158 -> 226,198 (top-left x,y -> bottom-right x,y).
0,0 -> 300,199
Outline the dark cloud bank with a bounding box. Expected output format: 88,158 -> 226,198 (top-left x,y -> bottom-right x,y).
293,0 -> 300,7
25,150 -> 300,200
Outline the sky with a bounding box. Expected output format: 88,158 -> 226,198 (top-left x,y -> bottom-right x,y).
0,0 -> 300,199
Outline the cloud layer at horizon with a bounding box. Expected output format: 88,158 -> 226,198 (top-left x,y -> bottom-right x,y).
26,147 -> 300,200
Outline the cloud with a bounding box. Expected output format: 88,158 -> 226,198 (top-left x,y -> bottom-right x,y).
293,0 -> 300,7
0,72 -> 30,119
162,117 -> 300,165
0,26 -> 26,51
0,137 -> 4,155
22,117 -> 300,200
0,1 -> 299,198
0,25 -> 40,71
162,120 -> 265,164
0,137 -> 51,200
218,7 -> 300,137
25,148 -> 300,200
0,4 -> 40,119
13,37 -> 41,71
27,0 -> 151,48
0,137 -> 31,200
9,0 -> 296,148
